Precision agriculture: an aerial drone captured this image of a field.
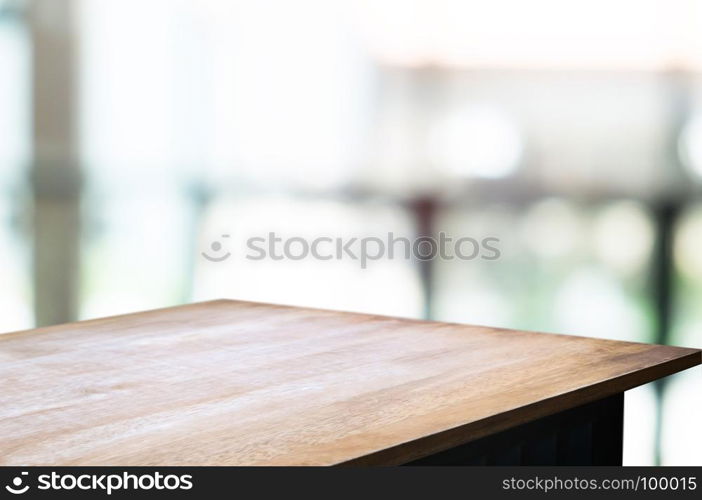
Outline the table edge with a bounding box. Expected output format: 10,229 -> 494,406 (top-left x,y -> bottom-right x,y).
337,349 -> 702,466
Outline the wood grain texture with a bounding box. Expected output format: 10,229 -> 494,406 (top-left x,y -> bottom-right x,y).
1,299 -> 700,466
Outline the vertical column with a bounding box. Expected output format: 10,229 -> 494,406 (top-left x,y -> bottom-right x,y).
649,69 -> 692,465
409,196 -> 438,320
28,0 -> 82,326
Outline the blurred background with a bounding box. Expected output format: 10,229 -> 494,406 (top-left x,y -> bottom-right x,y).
1,0 -> 701,464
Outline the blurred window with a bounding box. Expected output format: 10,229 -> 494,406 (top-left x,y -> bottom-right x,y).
0,5 -> 31,332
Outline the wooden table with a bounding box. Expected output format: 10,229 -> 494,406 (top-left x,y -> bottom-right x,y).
1,300 -> 700,466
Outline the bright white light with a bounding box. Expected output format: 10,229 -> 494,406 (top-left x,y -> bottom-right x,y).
354,0 -> 702,70
435,286 -> 511,327
623,385 -> 657,465
428,106 -> 522,179
520,199 -> 582,258
592,201 -> 654,274
553,267 -> 648,342
661,372 -> 702,464
79,0 -> 369,191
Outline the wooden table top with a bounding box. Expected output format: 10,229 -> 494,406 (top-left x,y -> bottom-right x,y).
1,299 -> 700,466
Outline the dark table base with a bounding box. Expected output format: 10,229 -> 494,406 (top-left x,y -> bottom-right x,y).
406,393 -> 624,466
